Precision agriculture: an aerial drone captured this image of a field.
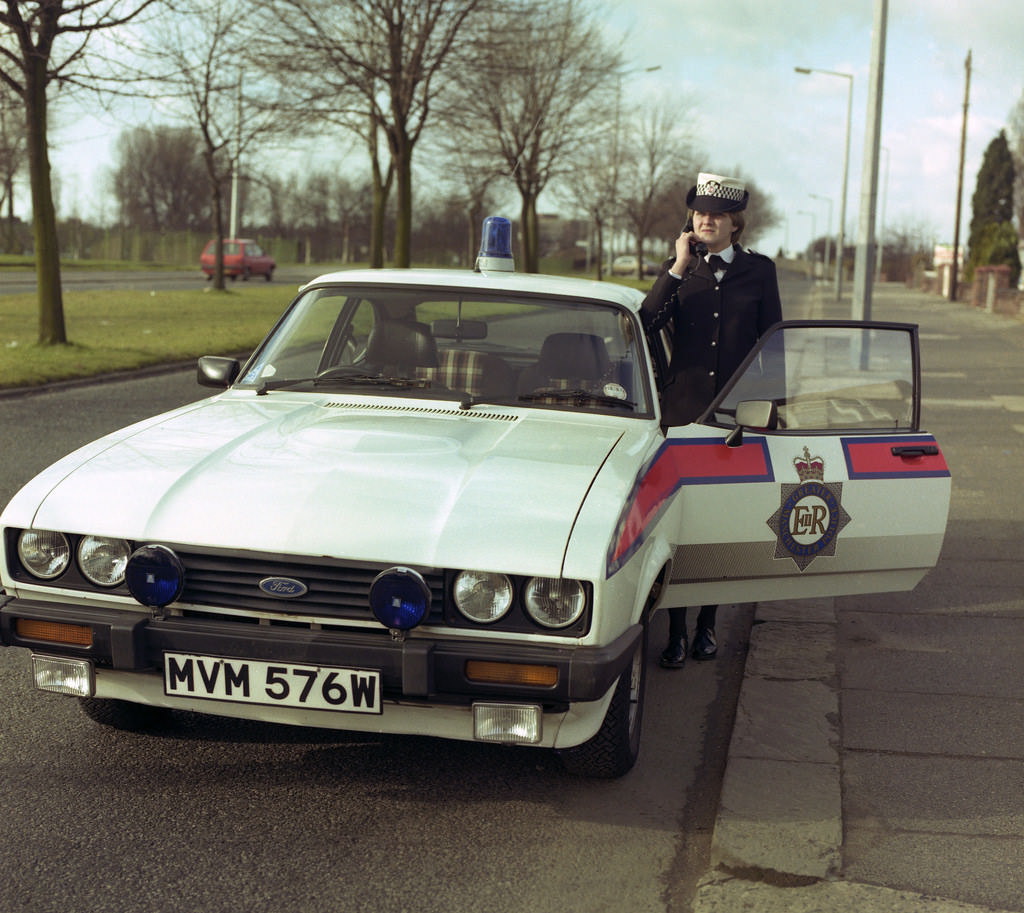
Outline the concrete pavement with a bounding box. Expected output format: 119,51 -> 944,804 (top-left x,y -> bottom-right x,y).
693,282 -> 1024,913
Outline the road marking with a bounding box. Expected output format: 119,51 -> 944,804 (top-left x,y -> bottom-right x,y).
925,398 -> 1007,409
926,395 -> 1024,412
993,395 -> 1024,412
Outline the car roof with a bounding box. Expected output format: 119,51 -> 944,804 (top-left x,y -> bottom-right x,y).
301,267 -> 646,312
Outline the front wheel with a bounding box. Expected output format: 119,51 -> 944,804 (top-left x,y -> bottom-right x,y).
558,618 -> 647,778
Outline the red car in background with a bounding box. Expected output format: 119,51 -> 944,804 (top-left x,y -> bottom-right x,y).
200,238 -> 275,281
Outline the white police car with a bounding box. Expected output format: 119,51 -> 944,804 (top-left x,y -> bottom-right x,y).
0,219 -> 950,777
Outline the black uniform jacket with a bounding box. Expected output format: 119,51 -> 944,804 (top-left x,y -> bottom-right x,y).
640,245 -> 782,426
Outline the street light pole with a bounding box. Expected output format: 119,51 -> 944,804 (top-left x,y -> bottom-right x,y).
875,146 -> 889,282
851,0 -> 888,323
795,66 -> 853,301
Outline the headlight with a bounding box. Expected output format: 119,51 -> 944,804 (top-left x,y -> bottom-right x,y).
454,570 -> 513,623
18,530 -> 71,580
77,536 -> 131,587
524,577 -> 586,629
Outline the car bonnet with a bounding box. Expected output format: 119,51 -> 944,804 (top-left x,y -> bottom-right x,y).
11,395 -> 626,577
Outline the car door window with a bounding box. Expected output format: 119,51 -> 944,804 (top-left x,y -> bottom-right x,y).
705,321 -> 917,432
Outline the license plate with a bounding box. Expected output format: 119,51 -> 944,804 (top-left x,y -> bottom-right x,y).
163,652 -> 382,715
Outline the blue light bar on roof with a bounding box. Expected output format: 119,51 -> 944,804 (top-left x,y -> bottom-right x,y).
475,216 -> 514,272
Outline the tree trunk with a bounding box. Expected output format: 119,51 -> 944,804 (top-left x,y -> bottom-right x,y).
520,192 -> 539,273
369,174 -> 386,269
367,114 -> 389,269
392,132 -> 413,268
210,171 -> 226,290
25,58 -> 65,345
3,176 -> 16,254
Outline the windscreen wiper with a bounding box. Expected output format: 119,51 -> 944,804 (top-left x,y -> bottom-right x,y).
257,366 -> 432,395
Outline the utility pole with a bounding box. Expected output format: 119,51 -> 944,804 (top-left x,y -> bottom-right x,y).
950,50 -> 971,302
851,0 -> 888,322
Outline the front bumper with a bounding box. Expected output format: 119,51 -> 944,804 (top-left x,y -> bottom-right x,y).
0,597 -> 640,708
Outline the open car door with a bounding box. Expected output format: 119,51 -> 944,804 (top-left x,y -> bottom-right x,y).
651,320 -> 950,607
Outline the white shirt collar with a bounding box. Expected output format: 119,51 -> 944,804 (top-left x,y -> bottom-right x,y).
707,245 -> 736,265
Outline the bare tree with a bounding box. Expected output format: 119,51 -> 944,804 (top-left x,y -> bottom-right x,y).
617,95 -> 696,279
0,78 -> 25,253
740,177 -> 783,249
137,0 -> 281,289
557,139 -> 619,281
0,0 -> 160,344
429,134 -> 504,265
263,0 -> 483,269
441,0 -> 622,273
109,124 -> 208,232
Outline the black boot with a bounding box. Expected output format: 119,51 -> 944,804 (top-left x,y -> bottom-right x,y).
660,635 -> 688,669
691,626 -> 717,660
691,605 -> 718,661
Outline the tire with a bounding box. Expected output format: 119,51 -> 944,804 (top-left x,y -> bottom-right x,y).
79,697 -> 172,732
264,269 -> 273,282
558,616 -> 647,778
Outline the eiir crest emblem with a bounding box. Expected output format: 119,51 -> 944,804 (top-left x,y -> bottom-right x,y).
767,448 -> 851,571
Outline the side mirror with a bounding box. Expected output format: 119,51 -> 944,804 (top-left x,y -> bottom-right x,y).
725,400 -> 778,447
197,355 -> 241,388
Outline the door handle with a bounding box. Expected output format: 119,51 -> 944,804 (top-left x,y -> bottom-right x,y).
891,445 -> 939,458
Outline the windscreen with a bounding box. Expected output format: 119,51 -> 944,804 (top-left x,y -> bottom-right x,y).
239,285 -> 652,416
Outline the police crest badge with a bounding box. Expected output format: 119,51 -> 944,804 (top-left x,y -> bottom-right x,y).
767,447 -> 852,571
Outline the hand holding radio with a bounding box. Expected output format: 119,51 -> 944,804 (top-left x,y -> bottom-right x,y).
671,218 -> 708,275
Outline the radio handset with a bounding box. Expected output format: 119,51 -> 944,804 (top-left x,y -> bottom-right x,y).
683,218 -> 708,258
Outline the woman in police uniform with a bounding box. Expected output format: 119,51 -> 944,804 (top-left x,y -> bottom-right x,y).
640,172 -> 782,667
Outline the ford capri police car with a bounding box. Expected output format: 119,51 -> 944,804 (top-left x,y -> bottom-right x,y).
0,219 -> 950,777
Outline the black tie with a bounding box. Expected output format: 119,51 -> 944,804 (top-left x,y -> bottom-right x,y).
708,254 -> 727,273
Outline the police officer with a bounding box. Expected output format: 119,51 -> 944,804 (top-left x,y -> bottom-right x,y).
640,172 -> 782,668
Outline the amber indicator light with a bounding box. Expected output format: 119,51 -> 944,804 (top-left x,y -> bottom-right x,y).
465,660 -> 558,687
15,618 -> 93,647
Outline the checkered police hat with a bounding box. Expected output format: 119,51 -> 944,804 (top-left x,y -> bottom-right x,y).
686,172 -> 749,213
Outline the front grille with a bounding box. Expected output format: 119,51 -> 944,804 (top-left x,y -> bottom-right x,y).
174,548 -> 446,623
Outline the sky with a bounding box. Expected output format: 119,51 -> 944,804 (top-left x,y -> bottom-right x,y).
35,0 -> 1024,260
600,0 -> 1023,257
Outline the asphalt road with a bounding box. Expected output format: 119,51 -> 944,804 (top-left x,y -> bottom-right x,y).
0,265 -> 326,294
0,355 -> 757,912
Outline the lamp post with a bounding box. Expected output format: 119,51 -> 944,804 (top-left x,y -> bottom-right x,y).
795,66 -> 853,301
809,193 -> 833,286
875,145 -> 889,282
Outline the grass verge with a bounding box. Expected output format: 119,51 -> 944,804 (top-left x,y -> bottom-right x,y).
0,269 -> 650,391
0,285 -> 293,390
